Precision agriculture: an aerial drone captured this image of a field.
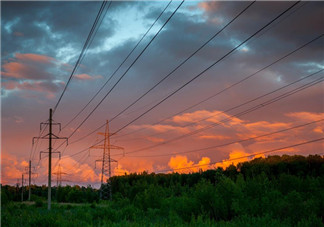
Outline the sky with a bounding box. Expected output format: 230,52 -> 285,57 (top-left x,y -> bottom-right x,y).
1,1 -> 324,187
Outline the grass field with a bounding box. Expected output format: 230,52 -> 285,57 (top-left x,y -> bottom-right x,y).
2,200 -> 323,227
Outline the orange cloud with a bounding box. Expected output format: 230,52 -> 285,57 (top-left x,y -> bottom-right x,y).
110,158 -> 154,175
113,164 -> 130,176
171,110 -> 243,127
168,155 -> 211,173
2,62 -> 33,79
130,124 -> 189,134
75,73 -> 103,80
198,2 -> 220,12
146,137 -> 165,143
1,152 -> 26,184
286,112 -> 324,121
215,150 -> 266,170
15,53 -> 55,63
313,126 -> 323,134
197,157 -> 211,171
215,150 -> 251,169
21,160 -> 29,168
49,157 -> 98,183
199,135 -> 229,140
2,53 -> 56,80
245,121 -> 289,132
239,121 -> 291,142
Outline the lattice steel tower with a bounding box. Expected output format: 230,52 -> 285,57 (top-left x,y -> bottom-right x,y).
90,120 -> 123,200
53,164 -> 67,187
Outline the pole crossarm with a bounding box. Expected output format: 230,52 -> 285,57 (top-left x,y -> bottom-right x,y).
33,135 -> 68,145
97,132 -> 114,136
90,145 -> 105,150
24,170 -> 38,176
24,166 -> 37,172
109,145 -> 124,150
90,145 -> 124,151
52,171 -> 67,175
41,122 -> 61,131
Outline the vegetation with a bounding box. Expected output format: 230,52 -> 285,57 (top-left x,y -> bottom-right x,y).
1,155 -> 324,226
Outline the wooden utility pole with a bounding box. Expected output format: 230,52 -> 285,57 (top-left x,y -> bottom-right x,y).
48,108 -> 52,210
25,160 -> 37,201
21,174 -> 24,202
24,160 -> 37,201
28,160 -> 31,200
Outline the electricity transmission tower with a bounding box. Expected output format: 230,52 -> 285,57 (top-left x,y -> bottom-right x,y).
33,108 -> 68,210
52,164 -> 67,186
90,120 -> 124,200
24,160 -> 37,201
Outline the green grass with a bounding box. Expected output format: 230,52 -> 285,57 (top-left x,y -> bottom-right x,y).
2,189 -> 323,227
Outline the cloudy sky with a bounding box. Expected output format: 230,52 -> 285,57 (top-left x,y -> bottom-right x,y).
1,1 -> 323,187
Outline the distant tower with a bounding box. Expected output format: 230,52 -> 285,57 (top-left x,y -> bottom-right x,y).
90,120 -> 123,200
53,164 -> 67,186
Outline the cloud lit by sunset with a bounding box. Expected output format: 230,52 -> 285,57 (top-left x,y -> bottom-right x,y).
1,1 -> 323,187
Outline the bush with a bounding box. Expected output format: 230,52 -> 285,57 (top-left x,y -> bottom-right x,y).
1,190 -> 9,206
35,198 -> 43,208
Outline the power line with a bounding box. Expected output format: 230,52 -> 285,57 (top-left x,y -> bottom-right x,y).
78,1 -> 111,70
53,0 -> 111,114
51,1 -> 183,166
54,1 -> 302,160
68,0 -> 255,145
29,121 -> 47,161
114,34 -> 323,140
65,68 -> 323,159
125,67 -> 323,142
124,74 -> 324,155
30,119 -> 54,164
155,137 -> 324,173
108,1 -> 256,123
66,1 -> 184,140
50,0 -> 111,156
62,0 -> 173,130
109,1 -> 301,136
129,119 -> 324,158
67,1 -> 307,146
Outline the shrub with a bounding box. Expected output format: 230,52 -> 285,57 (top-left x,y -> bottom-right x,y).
35,198 -> 43,208
1,190 -> 9,206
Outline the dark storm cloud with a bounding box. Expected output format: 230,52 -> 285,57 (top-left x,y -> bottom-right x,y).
1,1 -> 116,62
2,80 -> 64,93
2,1 -> 323,105
65,0 -> 323,117
136,1 -> 324,85
198,1 -> 324,51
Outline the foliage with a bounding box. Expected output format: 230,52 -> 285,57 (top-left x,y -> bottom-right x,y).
1,155 -> 324,226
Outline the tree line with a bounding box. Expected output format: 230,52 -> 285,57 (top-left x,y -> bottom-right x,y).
1,154 -> 324,226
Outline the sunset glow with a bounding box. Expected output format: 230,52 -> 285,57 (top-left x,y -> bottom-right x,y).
1,1 -> 323,188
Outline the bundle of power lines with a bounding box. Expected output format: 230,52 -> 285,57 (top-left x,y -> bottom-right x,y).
30,0 -> 324,183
